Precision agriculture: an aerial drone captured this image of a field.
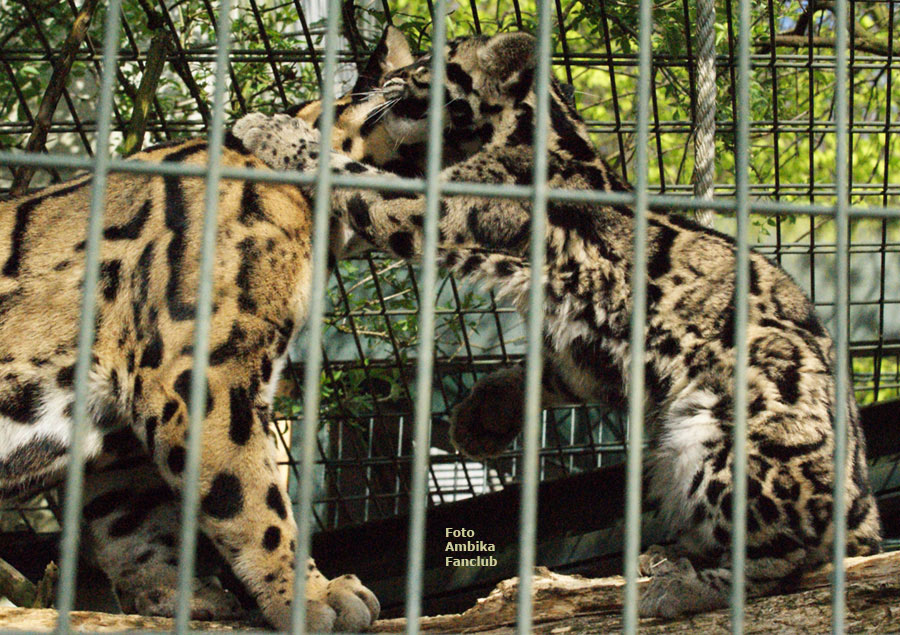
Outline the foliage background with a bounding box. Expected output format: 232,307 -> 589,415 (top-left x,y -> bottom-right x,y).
0,0 -> 896,407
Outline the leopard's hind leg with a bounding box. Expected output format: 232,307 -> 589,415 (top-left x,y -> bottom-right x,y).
83,430 -> 243,620
638,384 -> 822,618
129,342 -> 378,631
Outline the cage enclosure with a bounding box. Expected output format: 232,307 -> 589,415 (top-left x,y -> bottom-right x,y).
0,0 -> 898,626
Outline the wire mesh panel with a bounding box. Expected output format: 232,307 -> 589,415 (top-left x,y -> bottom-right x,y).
0,0 -> 897,632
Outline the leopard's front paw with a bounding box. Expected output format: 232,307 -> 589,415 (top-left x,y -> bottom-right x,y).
450,371 -> 524,460
638,558 -> 727,619
325,574 -> 380,632
268,574 -> 380,632
637,544 -> 678,577
231,112 -> 320,171
124,577 -> 244,622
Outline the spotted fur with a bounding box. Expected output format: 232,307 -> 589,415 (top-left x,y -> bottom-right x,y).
0,28 -> 427,630
238,30 -> 882,618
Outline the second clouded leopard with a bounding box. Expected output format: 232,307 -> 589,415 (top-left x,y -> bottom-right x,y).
237,29 -> 882,617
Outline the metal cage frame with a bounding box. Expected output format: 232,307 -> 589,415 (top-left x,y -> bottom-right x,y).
0,0 -> 898,633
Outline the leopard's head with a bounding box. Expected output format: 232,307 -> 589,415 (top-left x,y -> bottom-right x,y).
377,31 -> 540,146
289,26 -> 419,171
290,29 -> 554,175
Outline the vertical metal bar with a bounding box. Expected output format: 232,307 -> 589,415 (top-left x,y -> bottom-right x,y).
552,0 -> 574,85
290,0 -> 342,630
730,0 -> 752,629
873,0 -> 896,401
806,3 -> 817,305
597,0 -> 628,181
404,1 -> 449,630
621,0 -> 653,630
515,1 -> 552,631
831,0 -> 851,630
765,0 -> 783,265
173,0 -> 232,631
54,1 -> 123,630
289,0 -> 323,85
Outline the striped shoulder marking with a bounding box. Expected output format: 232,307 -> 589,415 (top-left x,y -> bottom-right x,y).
3,176 -> 92,277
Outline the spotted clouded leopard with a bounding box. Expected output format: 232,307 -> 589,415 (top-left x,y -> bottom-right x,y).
0,27 -> 443,631
235,29 -> 882,617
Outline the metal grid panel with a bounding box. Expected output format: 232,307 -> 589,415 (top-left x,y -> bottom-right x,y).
0,0 -> 897,632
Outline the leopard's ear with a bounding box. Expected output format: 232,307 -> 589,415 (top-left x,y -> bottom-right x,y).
352,26 -> 415,95
381,25 -> 415,70
477,32 -> 536,95
558,81 -> 576,109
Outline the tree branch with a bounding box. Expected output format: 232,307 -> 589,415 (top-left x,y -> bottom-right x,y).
121,31 -> 170,156
341,0 -> 369,75
31,563 -> 57,609
149,0 -> 211,126
760,1 -> 899,57
0,557 -> 36,608
757,33 -> 899,57
787,0 -> 816,36
9,0 -> 99,198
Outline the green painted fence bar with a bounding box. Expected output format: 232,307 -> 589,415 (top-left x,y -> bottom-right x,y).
515,0 -> 553,632
290,0 -> 342,631
730,0 -> 753,629
831,0 -> 851,629
404,1 -> 449,631
54,2 -> 124,632
621,0 -> 653,630
3,150 -> 900,220
173,1 -> 232,631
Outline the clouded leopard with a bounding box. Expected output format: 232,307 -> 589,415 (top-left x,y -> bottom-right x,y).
237,28 -> 882,618
0,26 -> 437,631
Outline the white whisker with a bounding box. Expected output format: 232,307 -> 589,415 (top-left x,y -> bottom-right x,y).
393,129 -> 411,152
367,98 -> 399,126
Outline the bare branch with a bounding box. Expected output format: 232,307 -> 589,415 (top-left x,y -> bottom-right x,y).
31,562 -> 57,609
121,31 -> 170,156
341,0 -> 369,75
758,34 -> 899,57
9,0 -> 99,198
760,1 -> 898,58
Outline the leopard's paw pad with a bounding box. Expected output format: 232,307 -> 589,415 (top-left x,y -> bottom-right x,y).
450,375 -> 524,459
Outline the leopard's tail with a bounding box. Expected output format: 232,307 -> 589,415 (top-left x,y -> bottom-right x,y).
439,248 -> 533,304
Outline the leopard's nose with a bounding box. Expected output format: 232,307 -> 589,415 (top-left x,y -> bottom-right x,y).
382,77 -> 406,100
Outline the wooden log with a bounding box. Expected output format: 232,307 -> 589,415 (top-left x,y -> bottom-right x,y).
372,550 -> 900,633
0,556 -> 35,608
0,608 -> 257,631
1,552 -> 897,632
